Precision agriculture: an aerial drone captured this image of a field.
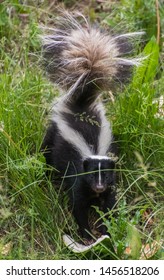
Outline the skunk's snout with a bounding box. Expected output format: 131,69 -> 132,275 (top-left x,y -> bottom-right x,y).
94,184 -> 106,193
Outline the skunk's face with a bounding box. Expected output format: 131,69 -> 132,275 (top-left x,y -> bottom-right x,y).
83,157 -> 115,193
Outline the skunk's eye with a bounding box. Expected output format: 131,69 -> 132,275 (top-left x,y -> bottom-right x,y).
90,173 -> 94,179
105,173 -> 110,179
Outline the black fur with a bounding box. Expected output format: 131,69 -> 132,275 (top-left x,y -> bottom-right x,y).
41,102 -> 117,240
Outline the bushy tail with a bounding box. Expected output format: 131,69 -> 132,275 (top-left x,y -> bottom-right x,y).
41,12 -> 143,105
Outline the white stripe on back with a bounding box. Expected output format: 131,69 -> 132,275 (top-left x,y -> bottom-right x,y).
51,100 -> 112,159
96,103 -> 112,155
52,112 -> 93,159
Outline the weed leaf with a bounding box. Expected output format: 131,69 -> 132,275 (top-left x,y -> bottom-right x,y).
132,37 -> 159,87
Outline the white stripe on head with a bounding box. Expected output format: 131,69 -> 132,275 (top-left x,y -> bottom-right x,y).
88,155 -> 109,160
98,162 -> 101,186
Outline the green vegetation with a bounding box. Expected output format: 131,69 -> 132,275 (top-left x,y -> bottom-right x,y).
0,0 -> 163,259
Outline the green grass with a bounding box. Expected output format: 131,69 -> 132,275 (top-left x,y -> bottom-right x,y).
0,0 -> 164,260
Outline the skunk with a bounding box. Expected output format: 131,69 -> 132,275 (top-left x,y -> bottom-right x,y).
41,12 -> 143,242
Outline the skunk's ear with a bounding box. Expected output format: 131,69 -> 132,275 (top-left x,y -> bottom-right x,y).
83,158 -> 90,171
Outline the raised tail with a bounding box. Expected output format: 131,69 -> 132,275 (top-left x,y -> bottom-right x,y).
41,12 -> 143,106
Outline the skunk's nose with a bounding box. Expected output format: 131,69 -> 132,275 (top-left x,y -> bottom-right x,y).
95,184 -> 105,193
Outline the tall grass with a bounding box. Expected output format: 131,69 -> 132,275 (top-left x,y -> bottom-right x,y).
0,0 -> 163,259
